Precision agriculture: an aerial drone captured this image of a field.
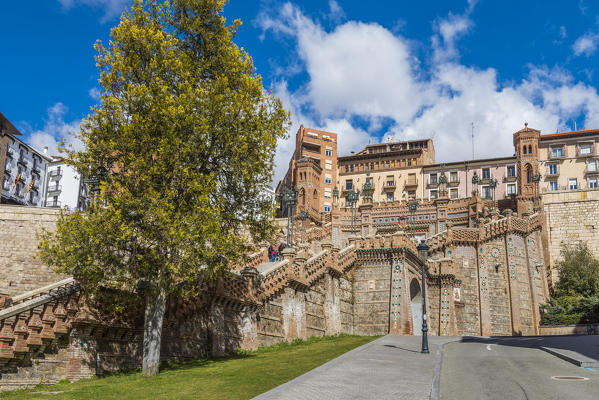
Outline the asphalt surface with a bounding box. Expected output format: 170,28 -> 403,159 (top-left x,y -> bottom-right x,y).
254,335 -> 457,400
440,337 -> 599,400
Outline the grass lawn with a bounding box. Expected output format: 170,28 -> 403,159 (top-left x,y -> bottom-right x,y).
0,334 -> 377,400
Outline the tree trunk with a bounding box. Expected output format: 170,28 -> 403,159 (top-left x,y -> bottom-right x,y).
142,288 -> 166,376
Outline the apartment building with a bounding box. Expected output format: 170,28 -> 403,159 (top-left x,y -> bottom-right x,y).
337,139 -> 434,206
44,159 -> 88,210
422,157 -> 518,201
276,126 -> 338,219
1,115 -> 49,207
513,124 -> 599,195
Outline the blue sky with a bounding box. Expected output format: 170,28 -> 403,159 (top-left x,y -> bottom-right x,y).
3,0 -> 599,183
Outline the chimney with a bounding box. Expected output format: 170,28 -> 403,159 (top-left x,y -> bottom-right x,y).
43,146 -> 48,155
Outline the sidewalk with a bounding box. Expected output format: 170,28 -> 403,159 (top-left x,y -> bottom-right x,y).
253,335 -> 458,400
537,335 -> 599,367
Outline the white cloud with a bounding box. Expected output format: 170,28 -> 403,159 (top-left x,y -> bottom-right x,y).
88,87 -> 101,101
261,2 -> 599,186
28,103 -> 84,157
327,0 -> 345,24
560,26 -> 567,39
572,32 -> 599,56
57,0 -> 130,22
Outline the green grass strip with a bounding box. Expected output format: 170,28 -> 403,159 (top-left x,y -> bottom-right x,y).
1,334 -> 377,400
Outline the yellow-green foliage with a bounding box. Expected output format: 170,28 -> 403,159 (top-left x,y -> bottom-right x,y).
38,0 -> 289,298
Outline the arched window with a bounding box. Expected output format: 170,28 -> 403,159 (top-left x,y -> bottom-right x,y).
300,188 -> 305,205
526,164 -> 532,183
523,145 -> 527,155
528,144 -> 532,154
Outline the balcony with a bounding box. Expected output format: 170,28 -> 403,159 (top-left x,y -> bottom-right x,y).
448,179 -> 460,187
503,175 -> 517,183
48,169 -> 63,178
576,145 -> 595,158
32,164 -> 41,174
428,179 -> 439,188
546,168 -> 559,177
47,184 -> 62,193
405,179 -> 418,188
6,149 -> 14,159
17,157 -> 27,167
47,200 -> 61,208
585,166 -> 599,175
4,165 -> 11,175
383,181 -> 396,191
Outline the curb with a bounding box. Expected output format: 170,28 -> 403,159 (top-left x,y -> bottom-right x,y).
540,346 -> 599,368
431,339 -> 462,400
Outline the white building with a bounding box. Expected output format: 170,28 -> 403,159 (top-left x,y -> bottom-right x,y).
44,159 -> 88,210
1,128 -> 50,206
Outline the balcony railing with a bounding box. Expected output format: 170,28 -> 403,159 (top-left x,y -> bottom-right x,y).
47,200 -> 61,207
546,169 -> 559,177
6,149 -> 14,159
448,178 -> 460,186
585,166 -> 599,175
47,185 -> 62,193
17,157 -> 27,167
549,148 -> 565,160
48,169 -> 63,178
503,175 -> 517,183
383,181 -> 396,191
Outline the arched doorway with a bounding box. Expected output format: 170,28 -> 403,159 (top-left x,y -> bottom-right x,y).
410,278 -> 422,336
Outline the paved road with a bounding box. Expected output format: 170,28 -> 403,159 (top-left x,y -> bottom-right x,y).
440,337 -> 599,400
255,335 -> 456,400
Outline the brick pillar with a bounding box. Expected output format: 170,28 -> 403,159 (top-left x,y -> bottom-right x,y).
13,314 -> 29,355
506,234 -> 523,335
476,243 -> 493,336
41,302 -> 57,343
239,267 -> 259,350
0,317 -> 15,363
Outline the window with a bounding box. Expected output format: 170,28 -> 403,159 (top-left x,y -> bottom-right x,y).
386,192 -> 394,201
2,175 -> 9,190
507,166 -> 516,177
325,148 -> 333,157
588,160 -> 597,172
366,177 -> 373,185
450,188 -> 458,199
408,190 -> 416,197
407,159 -> 412,166
580,143 -> 592,155
548,164 -> 558,175
507,183 -> 517,195
324,188 -> 332,198
569,178 -> 578,190
528,144 -> 532,154
16,183 -> 23,196
430,173 -> 438,184
345,180 -> 353,190
350,165 -> 354,172
523,145 -> 527,155
450,171 -> 458,183
549,180 -> 558,191
345,166 -> 349,173
324,203 -> 331,212
325,174 -> 332,184
325,160 -> 332,170
430,190 -> 439,199
589,177 -> 598,189
482,186 -> 492,199
29,190 -> 36,204
552,147 -> 563,158
386,161 -> 391,168
482,168 -> 490,179
526,165 -> 532,183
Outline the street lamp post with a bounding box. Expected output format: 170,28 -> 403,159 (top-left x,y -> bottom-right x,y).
408,198 -> 418,241
471,171 -> 479,196
346,189 -> 360,236
489,178 -> 498,208
417,240 -> 430,354
281,187 -> 298,248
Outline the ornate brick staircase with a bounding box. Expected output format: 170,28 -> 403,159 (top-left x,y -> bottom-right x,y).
0,278 -> 82,390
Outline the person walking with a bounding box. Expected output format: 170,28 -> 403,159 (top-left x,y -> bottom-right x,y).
268,245 -> 275,262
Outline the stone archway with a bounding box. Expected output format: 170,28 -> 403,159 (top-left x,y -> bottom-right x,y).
410,278 -> 422,336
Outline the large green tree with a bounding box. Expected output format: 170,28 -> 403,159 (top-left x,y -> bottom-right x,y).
39,0 -> 288,376
541,243 -> 599,325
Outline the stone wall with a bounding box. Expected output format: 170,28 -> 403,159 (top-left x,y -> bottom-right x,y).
0,206 -> 67,296
542,189 -> 599,283
353,261 -> 391,336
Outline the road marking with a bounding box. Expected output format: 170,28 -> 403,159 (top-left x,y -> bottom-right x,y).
551,376 -> 589,381
486,344 -> 493,351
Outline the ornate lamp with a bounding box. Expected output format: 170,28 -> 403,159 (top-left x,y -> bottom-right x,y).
417,240 -> 430,354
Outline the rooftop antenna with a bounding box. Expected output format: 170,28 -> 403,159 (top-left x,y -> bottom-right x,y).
471,122 -> 475,160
